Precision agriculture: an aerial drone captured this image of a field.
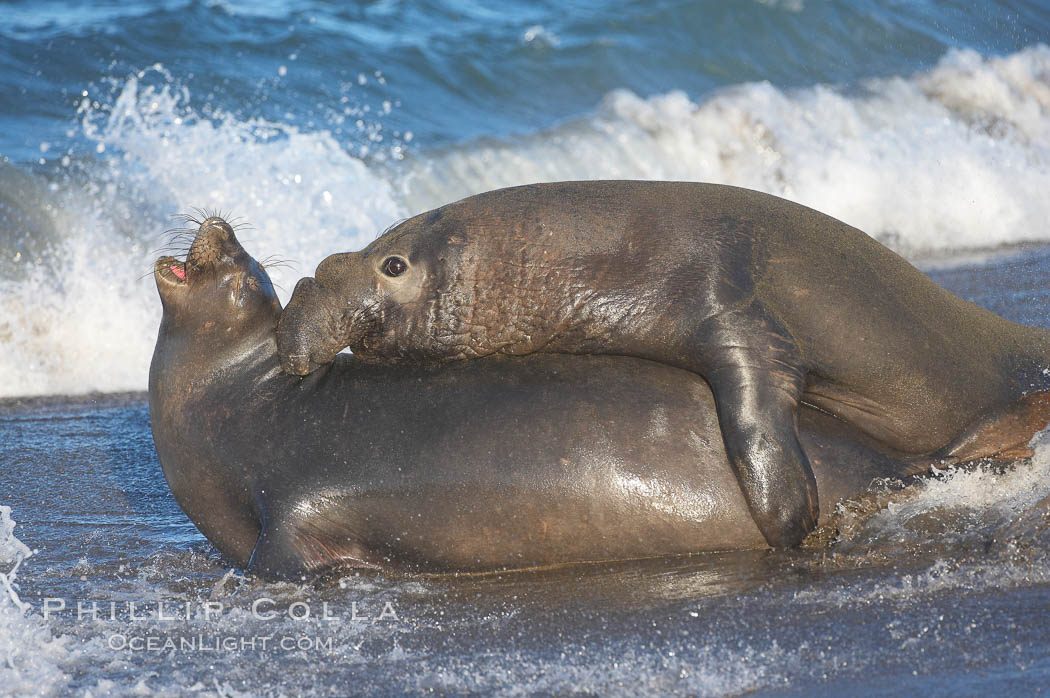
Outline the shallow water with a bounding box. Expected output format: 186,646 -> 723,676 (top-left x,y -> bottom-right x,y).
4,1 -> 1050,695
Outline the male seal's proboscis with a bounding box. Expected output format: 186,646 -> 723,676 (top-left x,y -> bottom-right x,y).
276,181 -> 1050,548
151,216 -> 932,581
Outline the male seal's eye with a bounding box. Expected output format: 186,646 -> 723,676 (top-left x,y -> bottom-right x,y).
382,256 -> 407,277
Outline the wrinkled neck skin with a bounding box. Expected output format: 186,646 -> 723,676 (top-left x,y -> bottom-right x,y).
352,231 -> 668,364
380,242 -> 582,361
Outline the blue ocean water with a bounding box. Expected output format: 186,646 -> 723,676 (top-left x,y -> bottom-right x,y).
3,0 -> 1049,162
3,1 -> 1050,695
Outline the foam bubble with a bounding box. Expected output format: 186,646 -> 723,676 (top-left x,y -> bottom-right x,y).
791,430 -> 1050,606
0,506 -> 31,568
400,644 -> 778,696
862,429 -> 1050,544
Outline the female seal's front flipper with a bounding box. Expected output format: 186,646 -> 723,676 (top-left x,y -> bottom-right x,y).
247,515 -> 379,581
697,310 -> 818,548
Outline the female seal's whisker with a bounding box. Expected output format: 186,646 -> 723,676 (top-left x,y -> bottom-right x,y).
175,212 -> 204,227
155,228 -> 196,257
137,263 -> 175,282
191,206 -> 231,224
152,247 -> 188,257
259,255 -> 298,271
158,237 -> 195,250
158,225 -> 198,238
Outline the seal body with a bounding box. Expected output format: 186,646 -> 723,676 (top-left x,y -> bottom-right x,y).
150,217 -> 927,580
276,181 -> 1050,548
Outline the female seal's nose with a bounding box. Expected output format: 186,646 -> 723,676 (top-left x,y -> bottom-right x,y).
187,215 -> 243,267
199,216 -> 235,237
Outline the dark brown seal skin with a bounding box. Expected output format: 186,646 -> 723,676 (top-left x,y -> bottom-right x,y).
276,180 -> 1050,549
149,216 -> 931,581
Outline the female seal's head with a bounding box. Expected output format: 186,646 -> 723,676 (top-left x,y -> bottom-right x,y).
154,216 -> 280,339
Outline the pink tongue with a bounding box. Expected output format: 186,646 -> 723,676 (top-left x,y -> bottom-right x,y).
170,264 -> 186,280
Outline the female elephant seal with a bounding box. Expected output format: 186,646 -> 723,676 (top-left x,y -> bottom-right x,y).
276,181 -> 1050,549
151,216 -> 929,580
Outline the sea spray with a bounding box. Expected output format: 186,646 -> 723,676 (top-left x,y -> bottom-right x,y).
855,428 -> 1050,549
792,430 -> 1050,607
0,506 -> 70,695
0,65 -> 405,398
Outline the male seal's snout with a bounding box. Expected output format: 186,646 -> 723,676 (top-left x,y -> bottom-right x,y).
277,249 -> 386,375
314,251 -> 361,289
277,277 -> 341,376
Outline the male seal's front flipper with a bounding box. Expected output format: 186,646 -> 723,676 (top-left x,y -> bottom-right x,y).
708,359 -> 818,547
698,310 -> 818,548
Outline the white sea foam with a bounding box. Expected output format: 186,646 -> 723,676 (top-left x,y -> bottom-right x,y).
791,431 -> 1050,607
1,47 -> 1049,397
399,46 -> 1050,253
845,427 -> 1050,557
402,644 -> 779,696
0,506 -> 71,695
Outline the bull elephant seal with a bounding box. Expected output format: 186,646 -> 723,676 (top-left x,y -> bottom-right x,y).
150,216 -> 930,580
275,181 -> 1050,548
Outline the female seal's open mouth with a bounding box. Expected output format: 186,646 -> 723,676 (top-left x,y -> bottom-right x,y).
156,255 -> 188,284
